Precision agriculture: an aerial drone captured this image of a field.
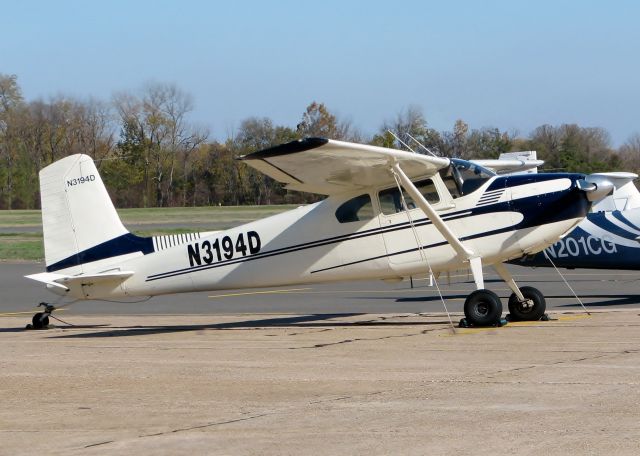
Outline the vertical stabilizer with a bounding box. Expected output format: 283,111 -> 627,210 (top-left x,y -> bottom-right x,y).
40,154 -> 130,273
590,172 -> 640,211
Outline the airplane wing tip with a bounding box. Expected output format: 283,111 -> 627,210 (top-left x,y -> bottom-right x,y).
239,137 -> 329,161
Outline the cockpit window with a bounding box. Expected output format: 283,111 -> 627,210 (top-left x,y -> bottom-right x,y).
440,159 -> 495,198
378,179 -> 439,214
335,194 -> 374,223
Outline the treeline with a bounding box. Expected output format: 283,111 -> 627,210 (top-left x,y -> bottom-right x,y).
1,73 -> 639,209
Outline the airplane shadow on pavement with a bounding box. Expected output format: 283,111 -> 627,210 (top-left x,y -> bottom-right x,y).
395,294 -> 640,306
25,313 -> 453,339
554,294 -> 640,307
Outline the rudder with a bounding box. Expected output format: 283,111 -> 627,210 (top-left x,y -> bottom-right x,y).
40,154 -> 134,273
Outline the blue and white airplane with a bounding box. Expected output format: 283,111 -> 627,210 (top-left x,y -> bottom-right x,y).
512,172 -> 640,270
25,138 -> 612,328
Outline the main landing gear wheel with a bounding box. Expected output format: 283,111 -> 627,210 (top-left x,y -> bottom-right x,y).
463,289 -> 503,326
508,286 -> 546,321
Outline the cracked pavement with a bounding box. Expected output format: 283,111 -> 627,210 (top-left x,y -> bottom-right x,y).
1,311 -> 640,455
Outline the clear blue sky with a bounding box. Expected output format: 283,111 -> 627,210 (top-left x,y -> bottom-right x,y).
2,0 -> 639,145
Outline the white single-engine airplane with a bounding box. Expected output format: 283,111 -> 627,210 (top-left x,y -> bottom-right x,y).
26,138 -> 613,328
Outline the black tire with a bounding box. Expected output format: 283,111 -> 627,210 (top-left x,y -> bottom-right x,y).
464,289 -> 503,326
508,286 -> 546,321
32,313 -> 49,329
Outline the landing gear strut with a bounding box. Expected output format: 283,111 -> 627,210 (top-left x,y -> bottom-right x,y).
28,303 -> 56,330
494,263 -> 547,321
508,286 -> 547,321
460,262 -> 550,327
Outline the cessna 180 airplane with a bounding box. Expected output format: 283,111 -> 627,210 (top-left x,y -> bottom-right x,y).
25,138 -> 613,328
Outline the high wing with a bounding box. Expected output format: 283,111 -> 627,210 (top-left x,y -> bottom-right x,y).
471,158 -> 544,174
472,151 -> 543,175
238,137 -> 450,195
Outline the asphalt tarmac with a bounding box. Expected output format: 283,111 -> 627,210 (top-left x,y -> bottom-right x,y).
2,310 -> 640,455
2,262 -> 640,455
2,262 -> 639,319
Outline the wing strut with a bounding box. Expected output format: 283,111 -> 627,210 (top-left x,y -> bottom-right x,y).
390,162 -> 485,289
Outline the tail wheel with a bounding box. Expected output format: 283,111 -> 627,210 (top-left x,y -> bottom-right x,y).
32,313 -> 49,329
464,289 -> 503,326
508,286 -> 546,321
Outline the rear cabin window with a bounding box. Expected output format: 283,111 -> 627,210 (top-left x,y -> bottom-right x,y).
379,179 -> 439,215
335,194 -> 374,223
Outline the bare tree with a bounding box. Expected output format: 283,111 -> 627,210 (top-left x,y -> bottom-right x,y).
0,74 -> 24,208
374,106 -> 444,155
528,124 -> 614,172
296,102 -> 353,140
77,98 -> 116,164
451,119 -> 469,157
619,133 -> 640,173
114,83 -> 207,207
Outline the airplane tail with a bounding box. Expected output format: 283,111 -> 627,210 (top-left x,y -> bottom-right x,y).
39,154 -> 153,274
590,172 -> 640,211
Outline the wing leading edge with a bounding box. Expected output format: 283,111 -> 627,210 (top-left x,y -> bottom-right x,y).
238,138 -> 450,195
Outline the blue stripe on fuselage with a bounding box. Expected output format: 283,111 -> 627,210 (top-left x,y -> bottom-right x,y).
46,174 -> 590,277
486,173 -> 585,192
146,180 -> 590,282
610,210 -> 640,233
46,233 -> 154,272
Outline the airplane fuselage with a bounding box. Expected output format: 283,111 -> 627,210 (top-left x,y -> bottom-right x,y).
54,172 -> 591,300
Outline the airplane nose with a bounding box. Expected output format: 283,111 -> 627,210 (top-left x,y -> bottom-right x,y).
576,174 -> 615,202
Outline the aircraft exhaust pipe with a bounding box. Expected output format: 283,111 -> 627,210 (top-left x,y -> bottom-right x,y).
576,175 -> 615,202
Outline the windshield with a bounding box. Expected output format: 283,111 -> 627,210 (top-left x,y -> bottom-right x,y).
441,159 -> 495,197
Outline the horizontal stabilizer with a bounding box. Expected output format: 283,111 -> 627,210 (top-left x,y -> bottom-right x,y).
24,272 -> 71,291
26,270 -> 135,291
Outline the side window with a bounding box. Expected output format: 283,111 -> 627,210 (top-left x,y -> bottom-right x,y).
378,179 -> 439,215
440,171 -> 462,198
335,194 -> 374,223
415,179 -> 439,204
379,188 -> 404,214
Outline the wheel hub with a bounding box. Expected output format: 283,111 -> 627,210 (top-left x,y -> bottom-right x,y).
519,299 -> 534,312
476,302 -> 489,316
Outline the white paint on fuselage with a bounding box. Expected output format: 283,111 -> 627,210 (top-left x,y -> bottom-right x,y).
56,175 -> 584,300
